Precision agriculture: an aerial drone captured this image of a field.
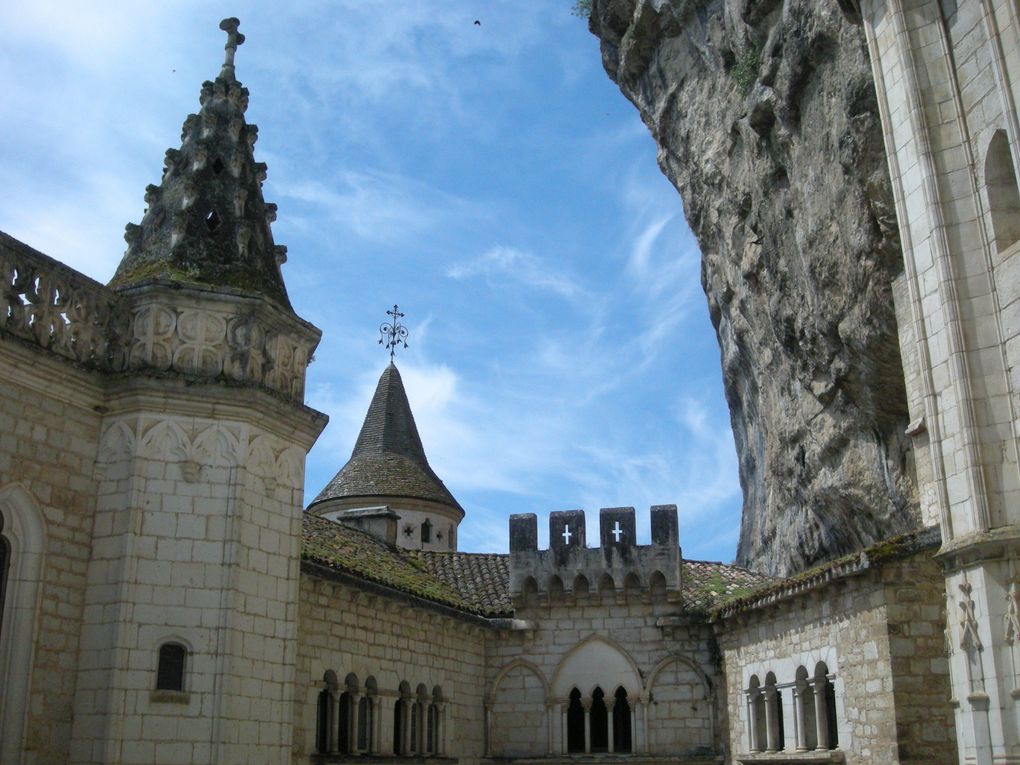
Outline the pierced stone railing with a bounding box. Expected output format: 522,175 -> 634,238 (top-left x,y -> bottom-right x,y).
0,232 -> 127,371
0,232 -> 318,403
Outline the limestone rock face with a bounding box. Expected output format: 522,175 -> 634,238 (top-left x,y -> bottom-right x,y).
590,0 -> 919,575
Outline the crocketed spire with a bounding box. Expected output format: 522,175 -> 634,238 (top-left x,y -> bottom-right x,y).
110,18 -> 291,308
311,363 -> 464,512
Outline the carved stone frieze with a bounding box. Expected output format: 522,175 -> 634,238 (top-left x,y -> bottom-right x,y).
122,294 -> 314,400
97,415 -> 304,490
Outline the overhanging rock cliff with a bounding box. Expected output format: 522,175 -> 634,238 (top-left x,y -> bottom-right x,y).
590,0 -> 919,576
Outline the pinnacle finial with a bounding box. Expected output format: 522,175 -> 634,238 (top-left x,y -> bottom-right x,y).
219,18 -> 245,79
379,304 -> 409,361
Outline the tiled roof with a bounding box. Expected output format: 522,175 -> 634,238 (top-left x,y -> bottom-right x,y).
302,511 -> 774,620
309,364 -> 462,512
410,550 -> 512,616
301,513 -> 509,616
680,559 -> 775,612
710,526 -> 940,620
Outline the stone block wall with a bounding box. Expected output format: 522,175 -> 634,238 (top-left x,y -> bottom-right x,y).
295,573 -> 489,763
716,551 -> 953,765
0,351 -> 103,765
68,397 -> 318,765
489,597 -> 719,758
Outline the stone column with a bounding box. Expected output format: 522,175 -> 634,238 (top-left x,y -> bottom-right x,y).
793,686 -> 808,752
764,687 -> 778,752
583,699 -> 592,754
746,690 -> 761,753
560,702 -> 568,754
371,696 -> 383,754
330,691 -> 341,753
812,679 -> 829,750
432,702 -> 442,755
484,702 -> 492,757
350,693 -> 361,754
606,698 -> 616,753
378,697 -> 395,756
640,692 -> 650,754
401,698 -> 412,755
545,702 -> 556,755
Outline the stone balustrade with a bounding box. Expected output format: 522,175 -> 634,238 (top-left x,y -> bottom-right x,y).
0,231 -> 317,402
0,232 -> 126,371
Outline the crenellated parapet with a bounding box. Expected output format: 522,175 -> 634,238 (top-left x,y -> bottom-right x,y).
508,505 -> 681,606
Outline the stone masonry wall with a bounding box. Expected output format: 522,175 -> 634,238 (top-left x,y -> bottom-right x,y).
716,552 -> 954,765
0,346 -> 103,765
295,573 -> 489,763
490,596 -> 720,758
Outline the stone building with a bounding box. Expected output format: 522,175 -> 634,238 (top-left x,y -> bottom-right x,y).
0,4 -> 1018,765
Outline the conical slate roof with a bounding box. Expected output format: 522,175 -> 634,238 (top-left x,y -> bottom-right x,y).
109,18 -> 291,308
311,364 -> 463,513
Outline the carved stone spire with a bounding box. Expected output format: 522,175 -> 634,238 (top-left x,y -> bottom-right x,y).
110,17 -> 291,308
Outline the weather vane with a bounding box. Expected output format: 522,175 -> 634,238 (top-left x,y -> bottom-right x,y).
379,304 -> 409,361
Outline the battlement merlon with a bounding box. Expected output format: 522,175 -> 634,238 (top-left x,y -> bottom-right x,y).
508,505 -> 681,601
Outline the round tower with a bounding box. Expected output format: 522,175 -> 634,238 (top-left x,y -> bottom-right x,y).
308,362 -> 464,551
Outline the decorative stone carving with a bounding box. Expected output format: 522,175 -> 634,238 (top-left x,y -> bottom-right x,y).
1005,580 -> 1020,645
0,234 -> 127,371
959,582 -> 983,652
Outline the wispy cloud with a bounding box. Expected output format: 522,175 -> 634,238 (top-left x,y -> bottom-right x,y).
278,170 -> 487,246
448,246 -> 585,301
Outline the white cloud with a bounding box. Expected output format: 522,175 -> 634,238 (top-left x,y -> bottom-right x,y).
447,246 -> 584,301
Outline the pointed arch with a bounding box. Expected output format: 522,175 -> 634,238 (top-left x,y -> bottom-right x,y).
645,654 -> 715,756
984,129 -> 1020,252
0,484 -> 46,765
551,634 -> 642,698
488,659 -> 549,757
489,657 -> 550,702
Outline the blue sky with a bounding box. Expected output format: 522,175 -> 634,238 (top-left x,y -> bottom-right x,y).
0,1 -> 742,561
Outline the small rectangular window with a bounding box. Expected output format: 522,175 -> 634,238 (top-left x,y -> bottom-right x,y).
156,643 -> 186,691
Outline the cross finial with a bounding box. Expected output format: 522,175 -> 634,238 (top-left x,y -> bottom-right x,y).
219,18 -> 245,79
379,304 -> 409,361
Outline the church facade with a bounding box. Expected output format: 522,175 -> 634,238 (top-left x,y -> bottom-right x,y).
1,2 -> 1018,764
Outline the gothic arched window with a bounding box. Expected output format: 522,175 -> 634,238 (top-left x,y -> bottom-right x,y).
421,519 -> 432,544
590,687 -> 608,752
613,686 -> 632,752
567,688 -> 585,753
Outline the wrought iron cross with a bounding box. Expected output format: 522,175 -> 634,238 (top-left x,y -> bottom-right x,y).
379,304 -> 409,360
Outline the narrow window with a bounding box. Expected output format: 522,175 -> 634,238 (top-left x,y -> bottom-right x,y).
393,698 -> 404,755
427,704 -> 437,753
156,643 -> 186,691
613,687 -> 632,752
316,689 -> 333,754
567,688 -> 585,753
590,686 -> 608,752
421,518 -> 432,544
339,691 -> 353,753
824,676 -> 839,748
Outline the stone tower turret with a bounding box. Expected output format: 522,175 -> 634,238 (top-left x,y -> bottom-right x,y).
111,18 -> 290,308
308,362 -> 464,551
68,20 -> 327,765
